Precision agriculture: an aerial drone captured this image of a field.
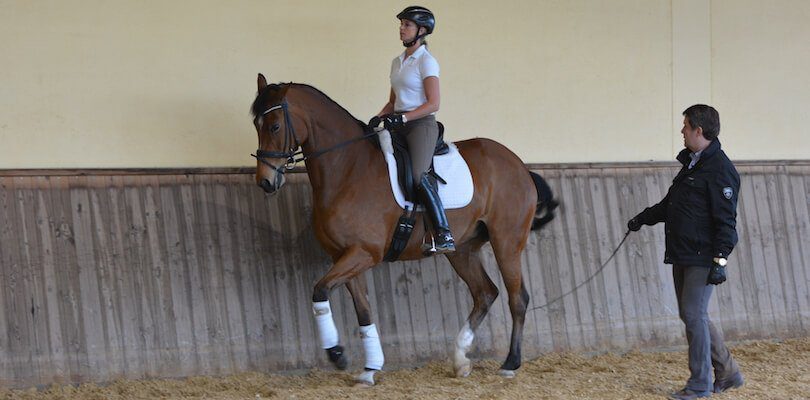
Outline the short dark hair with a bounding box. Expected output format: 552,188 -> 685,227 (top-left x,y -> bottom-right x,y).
683,104 -> 720,141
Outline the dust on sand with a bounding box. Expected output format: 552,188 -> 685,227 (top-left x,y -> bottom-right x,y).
3,338 -> 809,399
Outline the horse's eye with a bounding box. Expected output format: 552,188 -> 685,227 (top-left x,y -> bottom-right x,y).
271,123 -> 280,133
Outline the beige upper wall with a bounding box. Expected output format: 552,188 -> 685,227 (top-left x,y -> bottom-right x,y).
0,0 -> 807,168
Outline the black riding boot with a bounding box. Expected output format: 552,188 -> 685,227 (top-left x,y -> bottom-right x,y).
418,173 -> 455,254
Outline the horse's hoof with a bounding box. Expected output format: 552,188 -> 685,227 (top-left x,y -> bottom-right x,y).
326,345 -> 348,370
353,382 -> 374,388
454,363 -> 472,378
498,369 -> 516,378
354,369 -> 377,386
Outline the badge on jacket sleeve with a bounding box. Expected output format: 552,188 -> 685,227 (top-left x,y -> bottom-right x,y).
723,187 -> 733,199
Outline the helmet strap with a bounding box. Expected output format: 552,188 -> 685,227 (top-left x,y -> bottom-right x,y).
402,28 -> 427,47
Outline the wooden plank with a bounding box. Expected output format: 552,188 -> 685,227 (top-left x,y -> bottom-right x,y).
751,168 -> 789,334
607,168 -> 641,343
593,168 -> 629,349
12,177 -> 52,384
106,175 -> 147,376
586,170 -> 615,348
32,178 -> 68,381
0,176 -> 32,384
190,174 -> 229,373
212,179 -> 247,371
142,176 -> 181,376
418,258 -> 448,357
85,176 -> 126,379
740,169 -> 777,334
48,175 -> 87,382
68,177 -> 108,381
764,167 -> 801,334
734,171 -> 762,337
122,176 -> 160,376
552,168 -> 582,351
244,178 -> 282,370
157,176 -> 196,376
787,167 -> 810,325
402,258 -> 432,361
387,261 -> 417,364
228,174 -> 265,370
564,170 -> 597,350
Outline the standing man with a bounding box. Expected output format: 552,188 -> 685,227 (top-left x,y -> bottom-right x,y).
628,104 -> 744,399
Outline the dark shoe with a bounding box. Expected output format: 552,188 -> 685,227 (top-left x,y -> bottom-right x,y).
668,388 -> 712,399
434,229 -> 455,254
421,229 -> 455,255
714,371 -> 744,393
417,173 -> 455,254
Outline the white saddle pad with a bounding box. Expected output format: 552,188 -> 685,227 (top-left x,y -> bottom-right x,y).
378,129 -> 474,210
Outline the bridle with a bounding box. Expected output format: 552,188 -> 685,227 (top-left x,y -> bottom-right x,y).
251,99 -> 379,175
252,100 -> 300,173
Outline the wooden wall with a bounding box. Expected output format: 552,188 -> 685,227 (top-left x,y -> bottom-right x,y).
0,162 -> 808,388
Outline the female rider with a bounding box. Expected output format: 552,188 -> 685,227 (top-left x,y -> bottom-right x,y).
370,6 -> 454,254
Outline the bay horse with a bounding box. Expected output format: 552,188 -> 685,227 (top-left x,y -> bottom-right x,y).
251,74 -> 556,385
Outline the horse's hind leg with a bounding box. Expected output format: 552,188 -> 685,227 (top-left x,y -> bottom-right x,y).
490,233 -> 530,377
345,275 -> 384,386
444,241 -> 499,377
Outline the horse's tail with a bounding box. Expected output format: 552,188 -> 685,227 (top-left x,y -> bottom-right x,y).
529,171 -> 559,230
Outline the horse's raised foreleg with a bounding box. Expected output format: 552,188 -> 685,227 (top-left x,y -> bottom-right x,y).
444,242 -> 498,377
345,275 -> 384,386
312,246 -> 375,372
491,235 -> 530,378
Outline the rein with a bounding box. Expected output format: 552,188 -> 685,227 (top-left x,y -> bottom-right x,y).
528,230 -> 631,312
251,100 -> 378,172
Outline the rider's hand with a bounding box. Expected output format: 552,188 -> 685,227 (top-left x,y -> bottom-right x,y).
382,114 -> 406,131
368,116 -> 382,129
627,217 -> 642,232
707,263 -> 727,285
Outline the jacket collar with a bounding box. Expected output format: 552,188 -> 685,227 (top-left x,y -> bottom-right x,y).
677,138 -> 721,167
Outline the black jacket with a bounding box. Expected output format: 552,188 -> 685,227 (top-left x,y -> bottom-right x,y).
636,139 -> 740,267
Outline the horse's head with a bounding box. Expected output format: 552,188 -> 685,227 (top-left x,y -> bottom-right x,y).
251,74 -> 309,194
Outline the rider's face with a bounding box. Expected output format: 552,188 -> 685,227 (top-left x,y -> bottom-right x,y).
399,19 -> 420,42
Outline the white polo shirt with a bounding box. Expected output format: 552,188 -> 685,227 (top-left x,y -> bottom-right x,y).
390,45 -> 440,113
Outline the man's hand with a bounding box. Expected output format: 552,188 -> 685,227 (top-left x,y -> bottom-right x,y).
707,263 -> 727,285
382,114 -> 406,131
368,116 -> 382,128
627,217 -> 642,232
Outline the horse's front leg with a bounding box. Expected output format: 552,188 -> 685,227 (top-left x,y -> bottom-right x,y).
312,246 -> 375,372
345,275 -> 384,386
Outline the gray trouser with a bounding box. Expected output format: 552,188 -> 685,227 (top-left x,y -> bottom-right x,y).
398,115 -> 438,186
673,265 -> 739,392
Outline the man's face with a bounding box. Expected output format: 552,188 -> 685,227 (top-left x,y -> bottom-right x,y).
681,117 -> 702,152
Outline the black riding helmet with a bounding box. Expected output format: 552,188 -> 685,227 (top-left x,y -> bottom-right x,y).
397,6 -> 434,47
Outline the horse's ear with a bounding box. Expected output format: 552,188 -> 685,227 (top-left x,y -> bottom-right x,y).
257,73 -> 268,90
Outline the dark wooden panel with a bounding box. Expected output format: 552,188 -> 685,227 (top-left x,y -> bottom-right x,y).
0,162 -> 807,388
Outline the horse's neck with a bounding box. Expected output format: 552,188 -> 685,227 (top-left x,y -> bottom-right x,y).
302,112 -> 377,207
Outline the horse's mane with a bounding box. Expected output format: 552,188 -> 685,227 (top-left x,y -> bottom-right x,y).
251,82 -> 365,127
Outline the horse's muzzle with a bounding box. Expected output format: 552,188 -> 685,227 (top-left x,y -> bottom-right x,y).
257,172 -> 286,194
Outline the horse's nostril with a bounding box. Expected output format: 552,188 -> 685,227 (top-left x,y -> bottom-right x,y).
258,178 -> 275,193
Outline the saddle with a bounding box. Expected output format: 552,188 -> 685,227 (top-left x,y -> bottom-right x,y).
388,122 -> 449,202
368,121 -> 451,262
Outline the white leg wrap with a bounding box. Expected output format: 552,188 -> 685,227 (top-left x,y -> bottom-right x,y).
313,300 -> 339,349
454,323 -> 474,364
360,324 -> 384,370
